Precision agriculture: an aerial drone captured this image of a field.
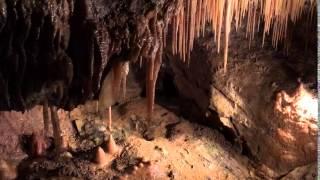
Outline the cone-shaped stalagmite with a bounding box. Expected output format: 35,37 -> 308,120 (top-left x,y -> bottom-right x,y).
30,131 -> 47,157
95,147 -> 111,167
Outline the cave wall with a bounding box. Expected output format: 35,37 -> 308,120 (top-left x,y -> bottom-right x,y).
166,21 -> 317,177
0,0 -> 176,111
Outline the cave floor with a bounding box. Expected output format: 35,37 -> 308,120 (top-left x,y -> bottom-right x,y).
0,98 -> 264,179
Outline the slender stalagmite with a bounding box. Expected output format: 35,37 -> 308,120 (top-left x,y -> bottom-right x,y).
105,106 -> 119,155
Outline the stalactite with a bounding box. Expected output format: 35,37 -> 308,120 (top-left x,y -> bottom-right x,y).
217,0 -> 225,54
148,21 -> 164,120
112,62 -> 124,100
145,15 -> 158,120
137,0 -> 315,121
172,16 -> 177,54
98,61 -> 124,117
224,0 -> 232,73
170,0 -> 314,72
121,62 -> 129,99
50,106 -> 64,153
146,57 -> 155,120
42,99 -> 49,137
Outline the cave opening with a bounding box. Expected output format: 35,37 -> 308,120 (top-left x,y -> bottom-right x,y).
0,0 -> 318,179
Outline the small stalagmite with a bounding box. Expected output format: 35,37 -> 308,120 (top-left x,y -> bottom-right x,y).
104,106 -> 119,155
94,147 -> 111,167
30,132 -> 47,157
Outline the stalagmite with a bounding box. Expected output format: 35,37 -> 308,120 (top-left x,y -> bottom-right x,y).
104,106 -> 119,155
94,147 -> 111,167
30,132 -> 47,157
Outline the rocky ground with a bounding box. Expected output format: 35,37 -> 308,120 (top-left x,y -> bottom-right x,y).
0,97 -> 317,180
0,99 -> 254,180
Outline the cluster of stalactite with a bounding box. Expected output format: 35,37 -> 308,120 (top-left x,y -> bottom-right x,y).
171,0 -> 316,72
0,0 -> 316,121
0,0 -> 175,113
0,0 -> 177,154
98,2 -> 176,120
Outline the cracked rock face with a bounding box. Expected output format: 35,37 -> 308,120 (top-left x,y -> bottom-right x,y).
0,0 -> 175,111
167,28 -> 317,177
